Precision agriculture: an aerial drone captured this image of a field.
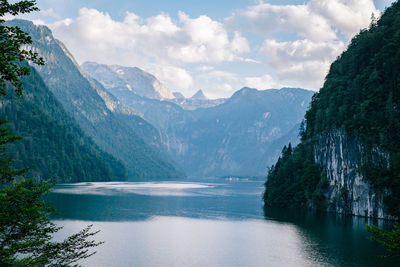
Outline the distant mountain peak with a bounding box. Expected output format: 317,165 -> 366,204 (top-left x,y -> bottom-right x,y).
173,92 -> 185,99
190,90 -> 208,100
81,62 -> 175,100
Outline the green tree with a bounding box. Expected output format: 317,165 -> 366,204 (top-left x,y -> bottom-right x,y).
0,0 -> 44,96
0,0 -> 102,265
0,179 -> 103,266
367,224 -> 400,258
0,119 -> 26,181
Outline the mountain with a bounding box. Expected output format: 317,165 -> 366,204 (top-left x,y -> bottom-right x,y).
81,62 -> 175,100
8,20 -> 184,179
168,89 -> 227,110
1,64 -> 126,182
82,62 -> 226,110
263,1 -> 400,219
169,87 -> 312,177
190,90 -> 208,100
80,65 -> 315,178
173,92 -> 185,99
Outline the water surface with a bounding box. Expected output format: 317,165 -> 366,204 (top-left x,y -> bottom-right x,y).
48,178 -> 399,266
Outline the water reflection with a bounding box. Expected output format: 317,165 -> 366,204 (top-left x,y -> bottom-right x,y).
48,179 -> 400,267
264,207 -> 399,266
48,179 -> 265,221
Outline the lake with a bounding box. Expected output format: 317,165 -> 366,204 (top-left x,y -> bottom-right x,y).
48,178 -> 399,267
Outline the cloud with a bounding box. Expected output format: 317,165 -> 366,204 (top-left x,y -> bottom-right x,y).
50,8 -> 251,66
145,64 -> 193,91
259,39 -> 345,89
44,1 -> 379,97
308,0 -> 379,38
227,0 -> 379,41
226,2 -> 336,42
245,74 -> 282,90
40,8 -> 59,19
32,19 -> 46,25
227,0 -> 378,90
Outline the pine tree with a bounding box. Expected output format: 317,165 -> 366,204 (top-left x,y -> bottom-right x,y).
0,1 -> 103,265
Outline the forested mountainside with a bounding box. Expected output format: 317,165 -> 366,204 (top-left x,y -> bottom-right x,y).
7,19 -> 184,179
1,65 -> 126,182
264,2 -> 400,219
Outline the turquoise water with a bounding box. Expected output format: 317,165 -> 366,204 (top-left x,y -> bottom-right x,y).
48,178 -> 399,266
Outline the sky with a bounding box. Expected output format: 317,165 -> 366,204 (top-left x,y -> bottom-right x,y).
14,0 -> 397,98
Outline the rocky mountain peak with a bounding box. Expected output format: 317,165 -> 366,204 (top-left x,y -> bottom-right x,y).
190,90 -> 208,100
173,92 -> 185,99
81,62 -> 175,100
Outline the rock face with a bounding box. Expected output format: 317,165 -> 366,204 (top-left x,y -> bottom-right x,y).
314,129 -> 391,219
81,62 -> 175,100
190,90 -> 208,100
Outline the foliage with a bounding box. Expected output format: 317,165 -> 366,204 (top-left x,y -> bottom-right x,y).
0,179 -> 103,266
302,1 -> 400,216
367,223 -> 400,258
0,119 -> 26,182
1,64 -> 126,182
0,0 -> 44,96
0,1 -> 103,266
264,1 -> 400,216
263,143 -> 326,210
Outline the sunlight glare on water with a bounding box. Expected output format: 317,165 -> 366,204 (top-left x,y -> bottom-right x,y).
48,178 -> 399,267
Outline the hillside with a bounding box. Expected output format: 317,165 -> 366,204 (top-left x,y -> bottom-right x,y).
264,2 -> 400,218
1,65 -> 126,182
7,19 -> 184,179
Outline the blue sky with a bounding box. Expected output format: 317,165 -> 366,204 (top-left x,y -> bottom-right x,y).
17,0 -> 397,98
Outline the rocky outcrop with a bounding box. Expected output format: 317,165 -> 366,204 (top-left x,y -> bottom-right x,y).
314,129 -> 392,219
81,62 -> 175,100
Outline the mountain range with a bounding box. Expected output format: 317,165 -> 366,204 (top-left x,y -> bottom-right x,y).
4,19 -> 315,180
82,61 -> 314,177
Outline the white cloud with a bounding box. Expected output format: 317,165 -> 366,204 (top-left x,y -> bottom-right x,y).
308,0 -> 380,38
40,8 -> 59,19
197,65 -> 214,72
145,64 -> 193,92
245,74 -> 282,90
227,0 -> 379,41
259,39 -> 345,89
226,3 -> 336,42
227,0 -> 378,90
50,8 -> 251,66
32,19 -> 46,25
43,0 -> 379,97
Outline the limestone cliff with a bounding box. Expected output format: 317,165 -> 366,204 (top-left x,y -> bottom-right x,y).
264,2 -> 400,219
314,129 -> 392,219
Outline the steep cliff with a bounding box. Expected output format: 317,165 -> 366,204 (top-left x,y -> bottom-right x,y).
314,129 -> 390,219
264,1 -> 400,219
